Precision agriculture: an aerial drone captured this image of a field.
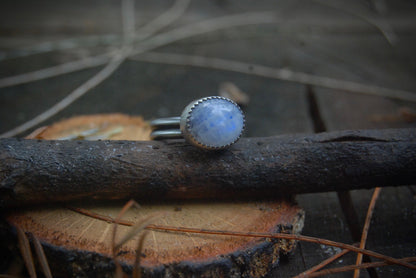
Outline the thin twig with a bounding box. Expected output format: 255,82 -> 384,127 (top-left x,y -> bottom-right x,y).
0,0 -> 191,89
113,12 -> 278,60
354,187 -> 382,278
0,0 -> 137,138
2,4 -> 409,118
0,0 -> 397,63
110,201 -> 163,278
146,224 -> 416,270
112,200 -> 140,276
133,231 -> 149,278
4,44 -> 414,105
130,51 -> 416,102
16,226 -> 36,278
0,9 -> 275,90
133,0 -> 191,40
115,212 -> 165,250
0,0 -> 194,138
293,248 -> 350,278
68,206 -> 416,272
0,50 -> 127,138
68,206 -> 135,226
0,53 -> 114,89
0,34 -> 120,62
304,256 -> 416,278
31,235 -> 53,278
0,0 -> 191,63
112,200 -> 139,255
336,191 -> 379,277
312,0 -> 397,45
122,0 -> 136,42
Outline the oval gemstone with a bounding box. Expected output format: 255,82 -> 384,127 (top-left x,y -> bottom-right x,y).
188,98 -> 244,148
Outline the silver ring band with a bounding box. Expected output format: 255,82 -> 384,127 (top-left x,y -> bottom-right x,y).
150,117 -> 181,139
150,117 -> 180,127
150,129 -> 182,139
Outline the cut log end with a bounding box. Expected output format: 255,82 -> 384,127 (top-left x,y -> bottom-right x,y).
8,200 -> 304,277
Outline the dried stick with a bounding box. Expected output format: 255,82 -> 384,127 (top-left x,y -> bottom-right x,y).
111,200 -> 162,278
67,206 -> 416,272
0,34 -> 120,62
304,257 -> 416,278
0,53 -> 114,89
0,0 -> 190,138
31,236 -> 53,278
115,212 -> 165,250
1,128 -> 415,207
111,199 -> 139,255
68,206 -> 135,226
133,231 -> 148,278
293,248 -> 350,278
0,0 -> 397,62
312,0 -> 397,45
354,187 -> 382,278
1,7 -> 411,112
16,226 -> 36,278
0,52 -> 127,139
1,12 -> 277,139
130,52 -> 416,102
0,0 -> 191,63
0,12 -> 276,92
0,0 -> 136,139
3,46 -> 414,102
0,10 -> 275,91
0,0 -> 191,89
146,225 -> 416,270
121,0 -> 136,42
2,48 -> 414,101
132,0 -> 191,40
112,200 -> 140,277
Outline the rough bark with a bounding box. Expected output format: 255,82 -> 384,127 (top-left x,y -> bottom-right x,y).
1,128 -> 415,207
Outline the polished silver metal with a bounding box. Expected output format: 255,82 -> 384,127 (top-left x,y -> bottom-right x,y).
149,117 -> 180,127
150,129 -> 182,139
150,96 -> 245,150
149,117 -> 181,139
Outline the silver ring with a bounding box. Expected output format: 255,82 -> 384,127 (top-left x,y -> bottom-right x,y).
150,96 -> 245,150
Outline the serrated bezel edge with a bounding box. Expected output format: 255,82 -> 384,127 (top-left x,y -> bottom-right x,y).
180,96 -> 245,150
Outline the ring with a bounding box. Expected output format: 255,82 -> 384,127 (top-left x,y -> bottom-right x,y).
150,96 -> 245,150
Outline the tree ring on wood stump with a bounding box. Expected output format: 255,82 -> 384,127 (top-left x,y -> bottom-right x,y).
6,114 -> 305,277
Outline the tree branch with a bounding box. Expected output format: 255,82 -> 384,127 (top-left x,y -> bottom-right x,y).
1,128 -> 415,207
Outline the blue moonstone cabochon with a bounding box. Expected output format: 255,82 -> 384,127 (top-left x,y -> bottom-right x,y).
186,97 -> 244,148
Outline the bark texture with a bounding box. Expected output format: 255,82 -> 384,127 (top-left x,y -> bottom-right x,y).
1,128 -> 415,207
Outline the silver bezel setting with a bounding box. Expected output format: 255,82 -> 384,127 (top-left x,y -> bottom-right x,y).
179,96 -> 245,150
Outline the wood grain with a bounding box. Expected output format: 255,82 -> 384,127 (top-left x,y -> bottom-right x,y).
7,201 -> 304,277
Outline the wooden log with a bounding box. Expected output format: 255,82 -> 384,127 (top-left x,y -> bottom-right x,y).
1,128 -> 415,207
5,114 -> 305,278
7,201 -> 305,278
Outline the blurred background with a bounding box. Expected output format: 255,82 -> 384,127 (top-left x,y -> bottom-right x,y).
0,0 -> 415,277
1,0 -> 415,137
